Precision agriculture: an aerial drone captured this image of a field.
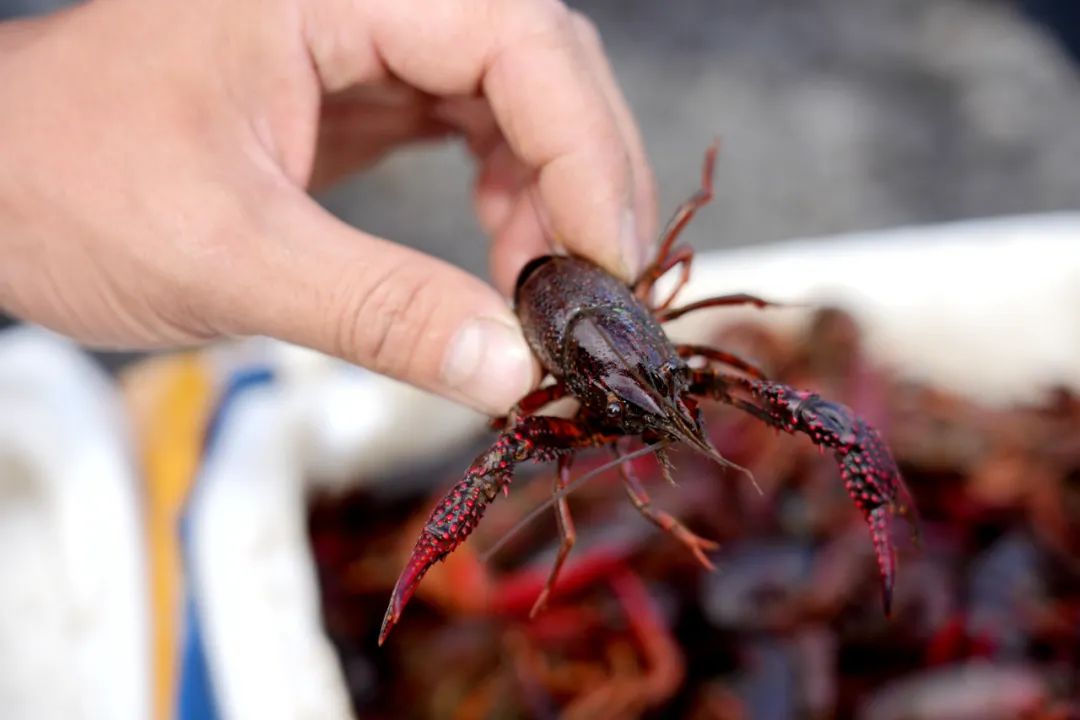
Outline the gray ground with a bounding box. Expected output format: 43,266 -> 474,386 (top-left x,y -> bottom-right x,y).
2,0 -> 1079,336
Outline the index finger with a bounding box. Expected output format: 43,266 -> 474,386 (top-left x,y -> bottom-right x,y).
306,0 -> 646,279
479,2 -> 640,278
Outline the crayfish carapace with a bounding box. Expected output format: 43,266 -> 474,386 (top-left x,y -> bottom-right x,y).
379,143 -> 918,645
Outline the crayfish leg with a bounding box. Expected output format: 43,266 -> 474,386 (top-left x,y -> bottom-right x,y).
489,381 -> 568,431
645,246 -> 695,311
634,140 -> 718,301
676,343 -> 769,380
658,293 -> 784,324
615,445 -> 720,571
529,455 -> 576,619
379,416 -> 613,645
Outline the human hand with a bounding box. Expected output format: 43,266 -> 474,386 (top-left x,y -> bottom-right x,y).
0,0 -> 656,414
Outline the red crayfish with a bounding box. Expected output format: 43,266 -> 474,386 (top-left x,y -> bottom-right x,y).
379,143 -> 918,645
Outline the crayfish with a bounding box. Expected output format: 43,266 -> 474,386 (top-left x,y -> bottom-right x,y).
379,143 -> 918,645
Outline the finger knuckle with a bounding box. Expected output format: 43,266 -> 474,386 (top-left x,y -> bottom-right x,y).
331,262 -> 432,377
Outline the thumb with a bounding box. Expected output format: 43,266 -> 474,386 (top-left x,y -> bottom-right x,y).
219,193 -> 538,415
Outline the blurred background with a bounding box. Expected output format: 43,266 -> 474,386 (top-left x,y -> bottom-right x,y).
2,1 -> 1080,719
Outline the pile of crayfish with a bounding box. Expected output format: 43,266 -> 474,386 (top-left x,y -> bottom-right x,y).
309,307 -> 1080,719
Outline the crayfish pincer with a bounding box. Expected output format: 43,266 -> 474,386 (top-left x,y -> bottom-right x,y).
379,143 -> 918,645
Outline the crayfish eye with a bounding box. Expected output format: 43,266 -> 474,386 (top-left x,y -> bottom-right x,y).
606,400 -> 625,418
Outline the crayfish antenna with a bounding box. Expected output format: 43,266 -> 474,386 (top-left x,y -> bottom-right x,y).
656,446 -> 677,486
666,411 -> 763,496
480,442 -> 665,565
700,442 -> 763,497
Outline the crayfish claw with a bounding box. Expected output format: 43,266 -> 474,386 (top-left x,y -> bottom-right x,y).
379,529 -> 447,646
836,416 -> 913,618
730,380 -> 916,617
868,505 -> 896,617
380,417 -> 610,644
380,455 -> 515,644
379,594 -> 403,646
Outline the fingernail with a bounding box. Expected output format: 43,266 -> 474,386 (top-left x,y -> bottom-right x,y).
441,316 -> 535,414
619,206 -> 644,279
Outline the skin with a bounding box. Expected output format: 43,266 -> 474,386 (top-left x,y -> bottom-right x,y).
0,0 -> 657,415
